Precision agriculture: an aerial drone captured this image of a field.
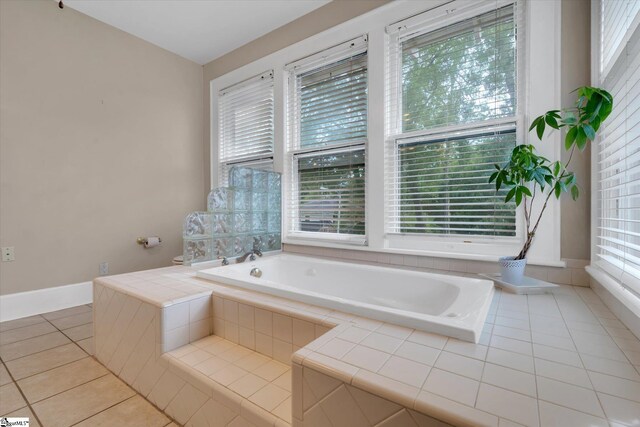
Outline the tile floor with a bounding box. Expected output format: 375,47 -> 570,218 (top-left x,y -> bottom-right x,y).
0,305 -> 176,427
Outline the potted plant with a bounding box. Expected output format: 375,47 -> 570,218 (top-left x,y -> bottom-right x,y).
489,87 -> 613,283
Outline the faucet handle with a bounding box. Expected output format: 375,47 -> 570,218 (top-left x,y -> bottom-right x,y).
254,249 -> 263,257
217,256 -> 229,266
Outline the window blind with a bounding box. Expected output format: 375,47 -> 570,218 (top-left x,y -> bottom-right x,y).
386,3 -> 519,238
393,127 -> 516,236
601,0 -> 640,76
291,52 -> 368,149
286,37 -> 368,242
295,148 -> 366,236
218,71 -> 274,184
400,5 -> 517,132
596,2 -> 640,296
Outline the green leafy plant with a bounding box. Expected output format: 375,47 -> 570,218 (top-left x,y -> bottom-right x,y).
490,87 -> 613,260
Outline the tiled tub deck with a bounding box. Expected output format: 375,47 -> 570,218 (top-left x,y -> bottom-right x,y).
94,265 -> 640,427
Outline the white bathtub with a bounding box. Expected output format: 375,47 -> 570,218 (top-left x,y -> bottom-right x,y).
196,254 -> 494,342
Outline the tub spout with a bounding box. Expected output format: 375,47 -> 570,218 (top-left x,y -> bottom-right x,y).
236,249 -> 262,263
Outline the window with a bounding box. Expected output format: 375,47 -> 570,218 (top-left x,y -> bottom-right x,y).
386,4 -> 520,239
595,1 -> 640,296
218,71 -> 274,185
286,36 -> 368,243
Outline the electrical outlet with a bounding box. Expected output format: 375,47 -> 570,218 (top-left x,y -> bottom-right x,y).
2,247 -> 15,262
99,262 -> 108,276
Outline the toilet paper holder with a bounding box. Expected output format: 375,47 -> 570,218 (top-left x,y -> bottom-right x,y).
137,237 -> 162,246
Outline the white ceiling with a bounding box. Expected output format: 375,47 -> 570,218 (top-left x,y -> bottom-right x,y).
63,0 -> 331,65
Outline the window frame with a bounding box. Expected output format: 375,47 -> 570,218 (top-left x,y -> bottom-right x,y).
384,0 -> 525,255
284,36 -> 369,245
209,0 -> 565,266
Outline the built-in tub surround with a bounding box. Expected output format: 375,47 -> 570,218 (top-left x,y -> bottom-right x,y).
197,254 -> 494,343
94,265 -> 640,427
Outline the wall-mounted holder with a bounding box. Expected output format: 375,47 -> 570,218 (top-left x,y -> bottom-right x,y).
137,236 -> 162,248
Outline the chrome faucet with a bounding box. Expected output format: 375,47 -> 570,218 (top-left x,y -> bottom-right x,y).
236,249 -> 262,263
218,256 -> 229,266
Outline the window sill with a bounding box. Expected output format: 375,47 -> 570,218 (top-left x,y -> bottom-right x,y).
284,232 -> 367,246
282,238 -> 566,267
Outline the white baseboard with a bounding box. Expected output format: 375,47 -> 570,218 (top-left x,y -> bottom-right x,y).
586,266 -> 640,340
0,281 -> 93,322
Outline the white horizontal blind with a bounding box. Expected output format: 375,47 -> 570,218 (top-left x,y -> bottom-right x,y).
386,3 -> 519,238
295,148 -> 365,236
401,6 -> 517,132
597,1 -> 640,296
298,53 -> 367,148
218,71 -> 274,184
394,126 -> 516,236
287,37 -> 368,241
601,0 -> 640,76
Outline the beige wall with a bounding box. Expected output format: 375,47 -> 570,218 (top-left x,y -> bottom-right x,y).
202,0 -> 391,198
561,0 -> 591,260
0,0 -> 204,295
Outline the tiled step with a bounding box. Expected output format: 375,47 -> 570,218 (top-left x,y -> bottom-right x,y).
162,334 -> 292,426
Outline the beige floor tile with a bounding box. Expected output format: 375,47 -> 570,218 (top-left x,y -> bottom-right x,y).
49,312 -> 93,330
3,405 -> 41,427
0,331 -> 71,361
0,382 -> 27,415
77,337 -> 94,355
32,374 -> 135,427
252,360 -> 289,382
63,323 -> 93,341
75,395 -> 169,427
0,363 -> 12,386
228,373 -> 268,397
18,357 -> 108,403
0,322 -> 57,345
5,343 -> 87,380
42,305 -> 92,321
272,370 -> 292,392
0,316 -> 46,333
272,396 -> 292,423
248,383 -> 289,412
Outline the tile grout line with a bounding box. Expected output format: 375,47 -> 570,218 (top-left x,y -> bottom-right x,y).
3,316 -> 93,382
573,288 -> 640,370
5,313 -> 96,426
8,354 -> 94,383
28,371 -> 112,404
531,293 -> 542,427
1,358 -> 46,427
0,317 -> 48,334
550,290 -> 608,421
66,394 -> 139,426
1,333 -> 74,364
45,314 -> 95,357
0,329 -> 58,347
472,288 -> 502,409
3,305 -> 182,427
0,308 -> 93,346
